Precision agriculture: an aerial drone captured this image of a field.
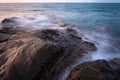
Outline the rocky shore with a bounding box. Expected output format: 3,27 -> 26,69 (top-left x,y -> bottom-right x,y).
0,17 -> 120,80
67,58 -> 120,80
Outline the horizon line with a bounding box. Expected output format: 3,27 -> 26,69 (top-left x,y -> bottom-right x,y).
0,2 -> 120,3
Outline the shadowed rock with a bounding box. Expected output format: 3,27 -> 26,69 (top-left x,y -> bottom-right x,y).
67,59 -> 120,80
0,27 -> 96,80
1,17 -> 22,29
0,33 -> 12,43
0,17 -> 96,80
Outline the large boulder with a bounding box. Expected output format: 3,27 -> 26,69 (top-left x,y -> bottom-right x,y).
67,58 -> 120,80
0,28 -> 96,80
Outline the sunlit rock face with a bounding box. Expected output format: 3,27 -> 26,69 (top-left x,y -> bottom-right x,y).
67,58 -> 120,80
0,19 -> 96,80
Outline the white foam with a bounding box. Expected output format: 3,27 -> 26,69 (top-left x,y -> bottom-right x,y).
60,27 -> 120,80
3,14 -> 66,30
22,15 -> 49,24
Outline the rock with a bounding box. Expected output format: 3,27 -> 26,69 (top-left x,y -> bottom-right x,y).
0,28 -> 96,80
2,17 -> 19,23
82,41 -> 97,51
108,58 -> 120,77
1,17 -> 22,29
67,59 -> 120,80
58,22 -> 66,27
0,26 -> 2,30
0,33 -> 12,43
1,17 -> 40,33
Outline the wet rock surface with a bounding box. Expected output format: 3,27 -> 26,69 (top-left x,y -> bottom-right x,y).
0,18 -> 96,80
67,58 -> 120,80
1,17 -> 22,29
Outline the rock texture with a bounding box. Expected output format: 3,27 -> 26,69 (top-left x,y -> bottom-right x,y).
1,17 -> 22,29
0,19 -> 96,80
67,58 -> 120,80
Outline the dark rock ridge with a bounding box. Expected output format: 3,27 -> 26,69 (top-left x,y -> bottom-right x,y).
0,18 -> 96,80
67,58 -> 120,80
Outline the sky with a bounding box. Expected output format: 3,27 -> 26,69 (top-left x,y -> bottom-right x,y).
0,0 -> 120,3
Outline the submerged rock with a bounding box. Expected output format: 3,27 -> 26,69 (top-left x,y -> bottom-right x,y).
1,17 -> 22,29
2,17 -> 19,23
67,58 -> 120,80
0,27 -> 96,80
1,17 -> 38,34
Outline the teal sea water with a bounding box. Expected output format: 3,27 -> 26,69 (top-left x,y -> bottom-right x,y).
0,3 -> 120,80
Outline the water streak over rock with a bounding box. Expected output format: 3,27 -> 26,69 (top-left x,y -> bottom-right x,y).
0,22 -> 96,80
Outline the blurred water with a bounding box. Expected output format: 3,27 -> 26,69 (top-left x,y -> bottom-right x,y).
0,3 -> 120,80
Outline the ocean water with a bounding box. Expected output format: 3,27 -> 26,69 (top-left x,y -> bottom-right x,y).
0,3 -> 120,80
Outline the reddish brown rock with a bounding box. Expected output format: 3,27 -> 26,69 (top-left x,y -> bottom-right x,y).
67,59 -> 120,80
58,22 -> 67,27
0,23 -> 96,80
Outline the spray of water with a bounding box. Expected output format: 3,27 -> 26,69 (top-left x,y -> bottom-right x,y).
59,27 -> 120,80
1,13 -> 120,80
